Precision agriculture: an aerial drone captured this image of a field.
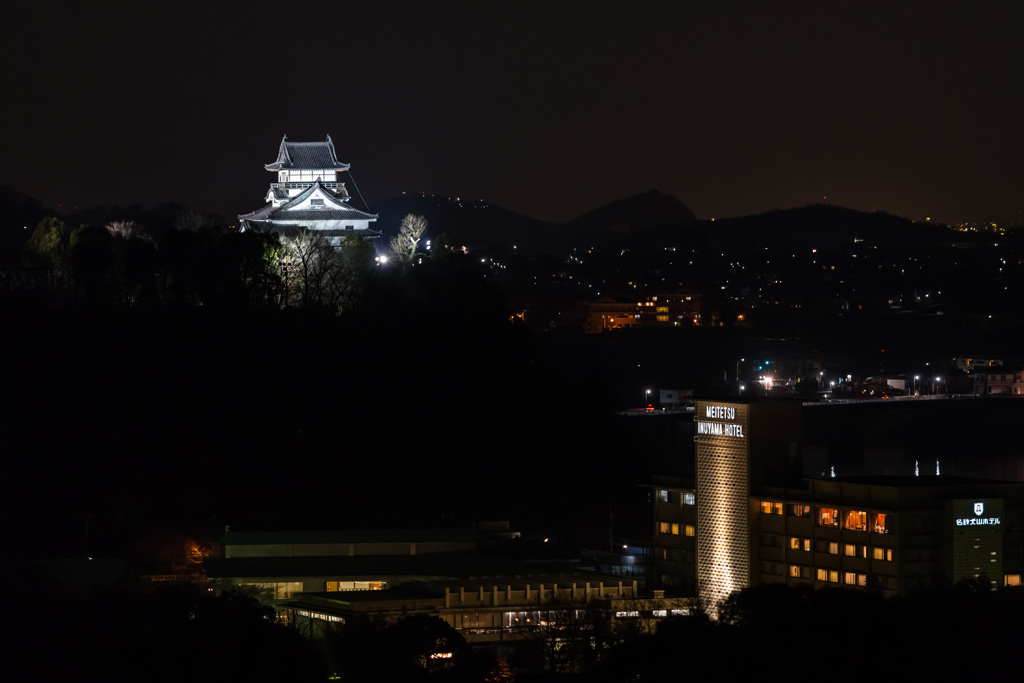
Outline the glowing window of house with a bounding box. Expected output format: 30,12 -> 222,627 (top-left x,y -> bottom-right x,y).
844,572 -> 857,585
829,542 -> 839,555
656,315 -> 669,322
682,492 -> 695,505
792,504 -> 811,517
844,510 -> 868,531
887,548 -> 893,561
659,522 -> 670,534
1005,574 -> 1021,587
873,513 -> 888,533
803,539 -> 811,551
789,565 -> 801,577
816,568 -> 828,581
818,507 -> 839,527
789,537 -> 802,550
656,306 -> 669,313
671,523 -> 680,535
858,574 -> 868,587
761,501 -> 783,515
652,609 -> 668,617
684,525 -> 695,537
844,544 -> 857,557
872,547 -> 884,560
658,490 -> 669,503
829,570 -> 839,583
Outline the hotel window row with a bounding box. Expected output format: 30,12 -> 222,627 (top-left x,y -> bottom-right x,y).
659,522 -> 695,536
658,490 -> 696,505
816,507 -> 888,533
759,501 -> 888,532
787,538 -> 894,561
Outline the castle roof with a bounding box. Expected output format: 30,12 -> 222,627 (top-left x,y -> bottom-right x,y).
264,135 -> 352,171
239,180 -> 379,235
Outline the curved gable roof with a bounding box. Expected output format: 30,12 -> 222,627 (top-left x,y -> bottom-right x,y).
265,135 -> 352,171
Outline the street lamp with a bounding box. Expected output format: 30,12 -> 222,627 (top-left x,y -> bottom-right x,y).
645,388 -> 651,409
914,375 -> 919,395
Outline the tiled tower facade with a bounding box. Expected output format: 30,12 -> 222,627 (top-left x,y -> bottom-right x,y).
694,399 -> 803,614
695,401 -> 751,613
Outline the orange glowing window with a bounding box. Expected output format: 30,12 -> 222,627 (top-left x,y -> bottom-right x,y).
873,513 -> 888,533
819,507 -> 839,527
844,510 -> 867,531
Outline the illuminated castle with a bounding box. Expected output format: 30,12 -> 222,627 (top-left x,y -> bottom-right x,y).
238,135 -> 380,247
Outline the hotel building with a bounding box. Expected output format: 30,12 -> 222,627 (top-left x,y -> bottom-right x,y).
652,399 -> 1024,612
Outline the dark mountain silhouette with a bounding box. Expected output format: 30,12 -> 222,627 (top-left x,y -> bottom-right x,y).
566,189 -> 697,232
370,194 -> 562,254
700,204 -> 956,249
371,189 -> 698,255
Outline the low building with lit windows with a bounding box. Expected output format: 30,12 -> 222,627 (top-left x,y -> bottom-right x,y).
650,398 -> 1024,611
585,289 -> 702,332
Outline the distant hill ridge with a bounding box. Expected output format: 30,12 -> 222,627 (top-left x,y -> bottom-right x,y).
2,185 -> 966,258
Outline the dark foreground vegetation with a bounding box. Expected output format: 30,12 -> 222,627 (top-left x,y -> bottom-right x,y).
14,577 -> 1022,682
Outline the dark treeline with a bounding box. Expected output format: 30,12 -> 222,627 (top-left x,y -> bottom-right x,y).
595,581 -> 1024,682
14,577 -> 1022,682
2,214 -> 648,562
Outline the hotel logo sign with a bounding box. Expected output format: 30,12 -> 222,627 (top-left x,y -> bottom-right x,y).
955,500 -> 1000,527
695,404 -> 745,439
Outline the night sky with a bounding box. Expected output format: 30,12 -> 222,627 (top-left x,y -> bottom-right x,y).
5,1 -> 1022,226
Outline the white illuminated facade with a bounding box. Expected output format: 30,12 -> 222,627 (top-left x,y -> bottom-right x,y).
695,401 -> 753,614
238,135 -> 381,248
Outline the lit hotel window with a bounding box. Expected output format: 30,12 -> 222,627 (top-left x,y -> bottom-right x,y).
671,523 -> 680,535
829,542 -> 839,555
683,493 -> 695,505
789,565 -> 801,577
659,522 -> 670,534
789,537 -> 801,550
818,507 -> 839,527
873,513 -> 888,533
1005,574 -> 1021,587
817,568 -> 827,581
829,570 -> 839,583
844,544 -> 857,557
685,525 -> 695,537
844,510 -> 867,531
658,490 -> 668,503
791,505 -> 811,517
844,572 -> 857,585
872,547 -> 894,562
761,501 -> 783,515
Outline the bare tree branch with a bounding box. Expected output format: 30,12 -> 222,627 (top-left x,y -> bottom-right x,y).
388,214 -> 428,263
